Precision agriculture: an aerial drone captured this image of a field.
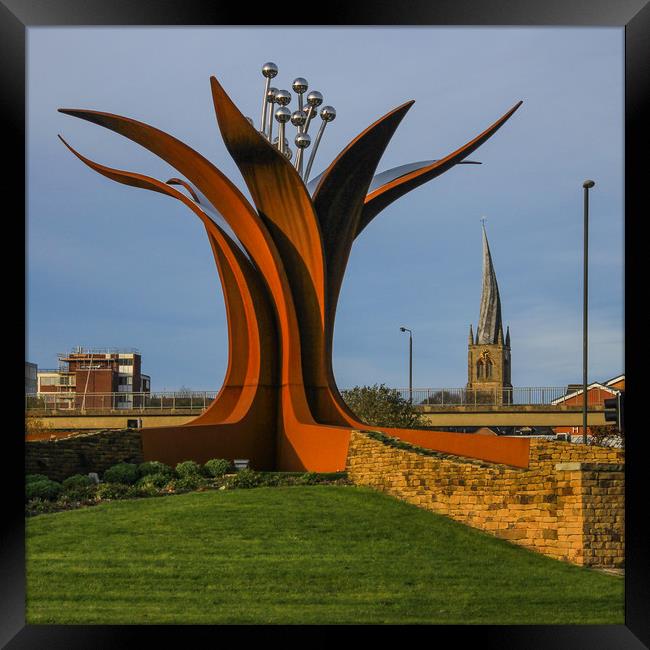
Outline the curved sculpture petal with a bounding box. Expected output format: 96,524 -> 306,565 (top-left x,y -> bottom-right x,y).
166,177 -> 251,261
58,107 -> 311,401
357,100 -> 523,237
58,136 -> 280,465
367,159 -> 481,194
58,76 -> 530,472
210,76 -> 326,321
57,108 -> 275,269
210,75 -> 341,425
309,101 -> 414,424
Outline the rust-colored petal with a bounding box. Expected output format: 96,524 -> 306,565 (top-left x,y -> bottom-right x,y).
209,76 -> 326,321
58,107 -> 309,401
357,100 -> 523,236
58,136 -> 277,432
309,101 -> 414,425
210,75 -> 339,426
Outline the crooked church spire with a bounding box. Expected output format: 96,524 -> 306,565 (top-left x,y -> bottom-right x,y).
467,222 -> 512,403
476,223 -> 503,345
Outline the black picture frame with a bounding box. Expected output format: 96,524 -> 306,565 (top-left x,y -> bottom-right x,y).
4,1 -> 648,646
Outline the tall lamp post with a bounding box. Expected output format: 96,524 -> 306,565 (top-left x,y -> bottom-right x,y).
399,326 -> 413,403
582,180 -> 595,445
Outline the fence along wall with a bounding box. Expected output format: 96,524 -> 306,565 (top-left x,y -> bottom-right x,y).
346,431 -> 624,568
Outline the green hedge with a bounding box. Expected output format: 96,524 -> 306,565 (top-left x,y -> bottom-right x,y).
167,475 -> 206,492
26,474 -> 50,485
102,463 -> 139,485
136,473 -> 170,489
138,461 -> 174,478
63,474 -> 93,490
26,479 -> 63,501
175,461 -> 202,478
203,458 -> 232,478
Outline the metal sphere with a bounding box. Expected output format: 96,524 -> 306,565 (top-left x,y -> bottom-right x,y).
284,146 -> 293,161
290,110 -> 307,127
266,87 -> 278,102
261,62 -> 278,78
306,90 -> 323,107
319,105 -> 336,122
274,106 -> 292,123
275,89 -> 292,106
295,133 -> 311,148
292,77 -> 308,94
245,116 -> 255,126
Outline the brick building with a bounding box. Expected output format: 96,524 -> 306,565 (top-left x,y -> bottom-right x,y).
36,347 -> 151,409
551,374 -> 624,437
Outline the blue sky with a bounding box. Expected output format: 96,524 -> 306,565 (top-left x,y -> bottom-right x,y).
26,27 -> 624,391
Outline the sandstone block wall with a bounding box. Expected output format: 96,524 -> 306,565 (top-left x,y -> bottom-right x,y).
25,429 -> 144,482
346,431 -> 624,568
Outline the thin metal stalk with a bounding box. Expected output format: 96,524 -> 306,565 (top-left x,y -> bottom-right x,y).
260,77 -> 270,134
278,122 -> 285,153
295,147 -> 304,175
304,120 -> 326,181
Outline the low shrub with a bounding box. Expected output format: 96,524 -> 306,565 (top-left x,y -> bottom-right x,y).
25,479 -> 63,502
167,475 -> 207,492
203,458 -> 232,478
175,460 -> 202,478
133,483 -> 160,498
295,472 -> 320,485
103,462 -> 139,485
26,474 -> 50,485
251,471 -> 350,487
25,498 -> 58,516
312,471 -> 348,482
63,474 -> 93,490
135,473 -> 170,490
96,483 -> 134,500
138,461 -> 174,478
225,468 -> 263,489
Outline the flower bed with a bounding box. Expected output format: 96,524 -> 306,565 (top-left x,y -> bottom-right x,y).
25,459 -> 350,517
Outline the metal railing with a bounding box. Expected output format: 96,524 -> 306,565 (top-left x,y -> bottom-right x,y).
382,387 -> 613,407
26,391 -> 218,413
26,386 -> 615,413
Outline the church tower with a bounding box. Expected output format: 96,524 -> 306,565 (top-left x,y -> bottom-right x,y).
467,223 -> 512,404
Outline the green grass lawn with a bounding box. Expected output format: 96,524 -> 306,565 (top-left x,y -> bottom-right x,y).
26,485 -> 623,624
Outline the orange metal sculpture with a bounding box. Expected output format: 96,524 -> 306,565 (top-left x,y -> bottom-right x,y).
59,67 -> 529,471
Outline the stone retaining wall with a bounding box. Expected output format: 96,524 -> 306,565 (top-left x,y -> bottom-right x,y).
25,429 -> 144,482
346,431 -> 624,568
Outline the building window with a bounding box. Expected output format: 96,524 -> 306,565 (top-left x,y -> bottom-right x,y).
477,360 -> 484,379
486,360 -> 493,378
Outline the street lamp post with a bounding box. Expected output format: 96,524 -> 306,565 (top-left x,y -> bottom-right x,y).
582,180 -> 595,445
399,326 -> 413,403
